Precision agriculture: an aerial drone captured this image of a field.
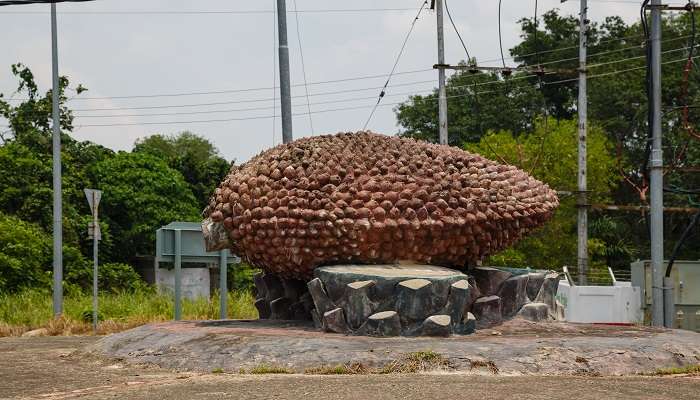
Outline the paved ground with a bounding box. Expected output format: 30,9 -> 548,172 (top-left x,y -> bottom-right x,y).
85,319 -> 700,375
2,336 -> 700,400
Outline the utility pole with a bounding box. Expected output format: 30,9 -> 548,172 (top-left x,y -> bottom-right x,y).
276,0 -> 293,144
51,2 -> 63,317
435,0 -> 448,145
649,0 -> 665,327
84,189 -> 102,333
577,0 -> 589,286
219,250 -> 228,320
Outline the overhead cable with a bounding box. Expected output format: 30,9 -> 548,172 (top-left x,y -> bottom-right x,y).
362,0 -> 428,130
291,0 -> 314,135
58,55 -> 699,128
444,0 -> 470,61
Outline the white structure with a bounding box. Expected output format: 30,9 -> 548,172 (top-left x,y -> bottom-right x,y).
557,280 -> 643,324
157,267 -> 210,300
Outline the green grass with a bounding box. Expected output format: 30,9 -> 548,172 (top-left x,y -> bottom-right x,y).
0,288 -> 258,336
650,365 -> 700,376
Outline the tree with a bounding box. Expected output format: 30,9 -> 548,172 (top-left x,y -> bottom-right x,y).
510,10 -> 700,207
88,152 -> 201,263
134,132 -> 231,210
0,213 -> 52,292
0,63 -> 80,147
466,119 -> 619,270
0,63 -> 234,292
396,9 -> 700,269
396,69 -> 545,145
0,64 -> 115,251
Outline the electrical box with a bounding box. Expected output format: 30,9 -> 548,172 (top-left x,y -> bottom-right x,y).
631,260 -> 700,332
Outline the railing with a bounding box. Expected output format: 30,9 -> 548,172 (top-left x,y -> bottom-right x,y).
561,266 -> 632,286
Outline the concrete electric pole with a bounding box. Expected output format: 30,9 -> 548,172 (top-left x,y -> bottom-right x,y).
435,0 -> 448,145
649,0 -> 665,327
51,2 -> 63,317
577,0 -> 589,286
276,0 -> 293,144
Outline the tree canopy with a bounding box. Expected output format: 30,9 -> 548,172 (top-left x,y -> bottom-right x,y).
133,132 -> 231,210
396,10 -> 700,272
0,64 -> 231,292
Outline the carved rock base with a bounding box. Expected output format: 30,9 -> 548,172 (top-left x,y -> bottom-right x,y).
253,265 -> 563,337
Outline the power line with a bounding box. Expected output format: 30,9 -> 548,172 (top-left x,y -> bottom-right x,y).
3,32 -> 692,103
363,0 -> 428,130
65,79 -> 436,112
498,0 -> 506,68
271,0 -> 277,146
0,7 -> 420,14
38,55 -> 694,129
291,0 -> 314,135
5,37 -> 699,120
3,68 -> 435,101
6,48 -> 698,121
586,42 -> 700,68
444,0 -> 470,61
534,0 -> 540,66
506,33 -> 694,69
0,0 -> 92,6
1,0 -> 685,12
542,54 -> 700,85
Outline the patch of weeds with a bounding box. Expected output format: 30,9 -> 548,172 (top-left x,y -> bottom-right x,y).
573,369 -> 601,377
650,365 -> 700,376
249,364 -> 294,374
305,363 -> 369,375
380,351 -> 450,374
468,359 -> 499,374
211,368 -> 224,374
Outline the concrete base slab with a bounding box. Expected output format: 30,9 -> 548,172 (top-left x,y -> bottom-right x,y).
82,319 -> 700,376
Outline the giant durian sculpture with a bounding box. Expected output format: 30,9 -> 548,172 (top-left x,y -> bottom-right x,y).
202,132 -> 558,279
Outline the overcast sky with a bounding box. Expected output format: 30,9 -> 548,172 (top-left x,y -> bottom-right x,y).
0,0 -> 641,163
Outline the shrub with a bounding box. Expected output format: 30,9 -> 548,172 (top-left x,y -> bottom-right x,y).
0,213 -> 51,292
65,262 -> 147,293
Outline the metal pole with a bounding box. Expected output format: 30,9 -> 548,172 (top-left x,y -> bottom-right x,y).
436,0 -> 448,145
663,276 -> 675,327
577,0 -> 589,286
277,0 -> 293,143
174,230 -> 182,321
92,192 -> 98,333
219,250 -> 228,320
649,0 -> 665,327
50,3 -> 63,317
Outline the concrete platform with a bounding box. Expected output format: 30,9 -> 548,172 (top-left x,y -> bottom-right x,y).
5,336 -> 700,400
82,318 -> 700,376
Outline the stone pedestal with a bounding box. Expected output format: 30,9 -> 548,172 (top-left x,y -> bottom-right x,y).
253,272 -> 313,321
253,264 -> 564,337
308,264 -> 472,336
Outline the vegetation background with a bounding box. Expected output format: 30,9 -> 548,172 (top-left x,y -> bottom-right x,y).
0,10 -> 698,334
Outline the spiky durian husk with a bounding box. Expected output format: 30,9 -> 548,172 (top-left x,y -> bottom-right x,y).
204,132 -> 559,279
